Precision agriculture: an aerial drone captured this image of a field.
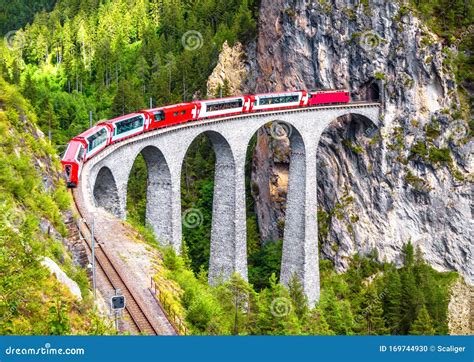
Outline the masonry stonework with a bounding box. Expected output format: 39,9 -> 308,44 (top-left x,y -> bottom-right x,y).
80,104 -> 380,306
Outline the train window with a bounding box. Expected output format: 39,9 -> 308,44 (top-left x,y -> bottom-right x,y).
77,145 -> 85,161
260,95 -> 299,106
181,110 -> 186,115
206,99 -> 243,112
115,116 -> 144,135
87,128 -> 107,151
173,112 -> 178,116
259,94 -> 299,105
154,111 -> 165,122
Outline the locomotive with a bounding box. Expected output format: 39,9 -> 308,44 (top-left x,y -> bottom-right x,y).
61,89 -> 350,187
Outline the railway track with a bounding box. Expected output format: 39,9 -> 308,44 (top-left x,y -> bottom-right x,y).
69,190 -> 160,335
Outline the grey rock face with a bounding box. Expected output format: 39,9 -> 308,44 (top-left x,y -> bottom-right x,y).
247,0 -> 472,283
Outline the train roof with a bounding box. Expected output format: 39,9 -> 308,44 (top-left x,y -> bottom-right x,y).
253,90 -> 305,96
198,95 -> 246,103
98,112 -> 145,125
73,124 -> 109,140
62,139 -> 82,162
309,89 -> 350,93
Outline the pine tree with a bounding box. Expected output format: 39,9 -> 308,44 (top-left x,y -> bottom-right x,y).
288,273 -> 309,323
256,273 -> 300,335
232,0 -> 257,44
409,305 -> 435,335
400,268 -> 424,334
320,287 -> 354,335
225,273 -> 254,335
305,307 -> 335,335
402,240 -> 415,267
383,267 -> 403,334
358,285 -> 388,335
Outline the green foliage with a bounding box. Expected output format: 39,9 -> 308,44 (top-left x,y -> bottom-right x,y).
425,120 -> 442,140
382,266 -> 403,334
409,305 -> 435,335
215,273 -> 256,335
0,0 -> 57,35
127,153 -> 147,225
254,273 -> 301,335
288,273 -> 309,323
375,72 -> 385,80
304,307 -> 334,335
357,285 -> 388,335
319,287 -> 355,335
0,0 -> 258,146
428,147 -> 452,164
248,240 -> 283,290
343,139 -> 364,154
410,0 -> 473,37
410,140 -> 428,159
232,0 -> 257,44
405,169 -> 430,191
159,240 -> 456,336
0,76 -> 112,335
410,0 -> 473,119
317,207 -> 331,242
47,298 -> 71,335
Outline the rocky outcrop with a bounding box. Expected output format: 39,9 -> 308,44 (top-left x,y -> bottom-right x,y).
244,0 -> 472,282
41,257 -> 82,300
251,124 -> 290,243
207,41 -> 248,97
448,278 -> 472,335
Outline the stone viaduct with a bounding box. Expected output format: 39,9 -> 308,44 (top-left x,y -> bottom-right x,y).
77,103 -> 380,306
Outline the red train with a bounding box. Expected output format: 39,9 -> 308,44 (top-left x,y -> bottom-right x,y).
62,89 -> 350,187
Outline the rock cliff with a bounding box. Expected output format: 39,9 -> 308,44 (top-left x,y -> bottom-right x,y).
212,0 -> 472,283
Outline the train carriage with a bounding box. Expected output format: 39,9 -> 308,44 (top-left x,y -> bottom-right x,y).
61,140 -> 86,188
251,90 -> 309,112
196,96 -> 251,119
146,102 -> 199,131
62,88 -> 352,187
98,112 -> 149,144
74,125 -> 110,160
60,124 -> 110,187
308,90 -> 350,105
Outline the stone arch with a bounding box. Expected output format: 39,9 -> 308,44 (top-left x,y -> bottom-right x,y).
93,166 -> 121,217
181,130 -> 239,284
207,130 -> 243,284
245,120 -> 317,294
129,145 -> 173,245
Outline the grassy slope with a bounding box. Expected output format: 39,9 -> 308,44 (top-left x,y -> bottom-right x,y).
0,76 -> 111,335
